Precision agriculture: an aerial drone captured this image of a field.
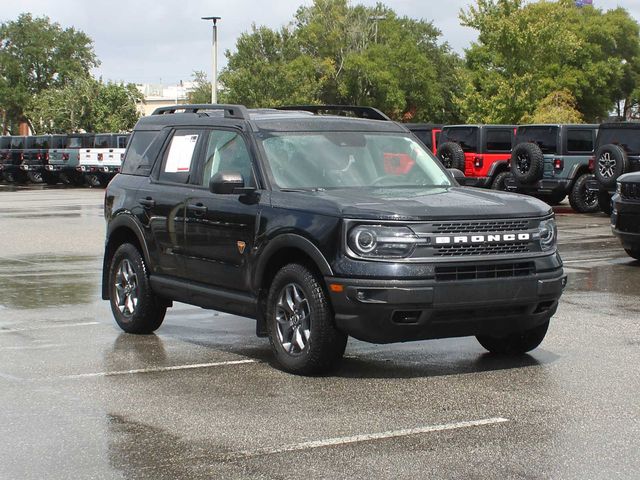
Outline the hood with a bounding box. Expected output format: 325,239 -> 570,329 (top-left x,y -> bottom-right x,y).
271,186 -> 552,221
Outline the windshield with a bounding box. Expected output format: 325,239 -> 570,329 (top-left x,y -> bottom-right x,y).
261,132 -> 452,190
516,126 -> 559,154
598,128 -> 640,155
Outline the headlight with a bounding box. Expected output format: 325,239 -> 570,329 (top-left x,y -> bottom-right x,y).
348,225 -> 417,258
537,219 -> 557,251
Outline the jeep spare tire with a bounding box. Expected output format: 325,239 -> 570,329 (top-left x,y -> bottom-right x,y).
436,142 -> 465,171
594,144 -> 629,189
511,142 -> 544,184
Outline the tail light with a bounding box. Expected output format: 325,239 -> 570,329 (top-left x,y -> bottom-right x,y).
474,156 -> 483,169
588,157 -> 595,172
45,152 -> 50,161
20,152 -> 24,161
554,159 -> 564,171
98,153 -> 104,161
62,153 -> 69,161
36,153 -> 42,160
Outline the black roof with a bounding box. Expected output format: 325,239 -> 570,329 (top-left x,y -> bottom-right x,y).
404,123 -> 443,130
517,124 -> 599,129
443,124 -> 517,129
599,122 -> 640,130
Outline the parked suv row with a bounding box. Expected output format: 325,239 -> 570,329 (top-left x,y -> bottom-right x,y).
0,133 -> 129,187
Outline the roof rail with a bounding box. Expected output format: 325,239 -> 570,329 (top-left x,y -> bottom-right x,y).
276,105 -> 391,121
151,104 -> 249,120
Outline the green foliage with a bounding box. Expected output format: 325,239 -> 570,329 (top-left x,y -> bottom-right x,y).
187,71 -> 212,104
459,0 -> 640,123
523,89 -> 584,124
27,80 -> 141,134
0,13 -> 98,132
219,0 -> 464,122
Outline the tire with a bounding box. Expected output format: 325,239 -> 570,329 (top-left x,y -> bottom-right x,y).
569,174 -> 599,213
27,171 -> 44,184
511,143 -> 544,184
625,248 -> 640,261
491,171 -> 511,191
436,142 -> 466,171
42,171 -> 59,186
476,319 -> 549,355
266,263 -> 347,375
3,170 -> 27,184
594,144 -> 628,189
598,191 -> 612,215
85,173 -> 106,188
108,243 -> 166,334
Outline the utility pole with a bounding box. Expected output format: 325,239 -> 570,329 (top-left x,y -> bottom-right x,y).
201,16 -> 221,104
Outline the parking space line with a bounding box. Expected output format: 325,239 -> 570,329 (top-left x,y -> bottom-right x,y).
227,417 -> 509,459
60,359 -> 257,379
0,321 -> 100,333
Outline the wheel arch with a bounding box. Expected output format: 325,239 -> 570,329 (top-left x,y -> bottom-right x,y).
102,215 -> 150,300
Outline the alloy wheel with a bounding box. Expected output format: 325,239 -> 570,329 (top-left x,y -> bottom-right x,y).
598,152 -> 616,178
114,259 -> 139,317
275,283 -> 311,356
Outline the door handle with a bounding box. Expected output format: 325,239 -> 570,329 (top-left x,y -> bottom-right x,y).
187,203 -> 208,214
139,197 -> 155,208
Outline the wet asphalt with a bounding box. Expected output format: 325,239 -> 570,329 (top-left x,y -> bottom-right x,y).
0,185 -> 638,480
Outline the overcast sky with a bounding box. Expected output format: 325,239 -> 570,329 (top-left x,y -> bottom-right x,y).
2,0 -> 640,85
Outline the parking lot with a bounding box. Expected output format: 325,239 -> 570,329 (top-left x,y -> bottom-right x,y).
0,185 -> 638,480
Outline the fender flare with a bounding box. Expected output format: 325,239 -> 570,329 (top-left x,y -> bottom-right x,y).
487,160 -> 510,180
253,233 -> 333,291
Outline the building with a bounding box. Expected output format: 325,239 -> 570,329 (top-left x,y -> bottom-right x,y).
136,82 -> 196,117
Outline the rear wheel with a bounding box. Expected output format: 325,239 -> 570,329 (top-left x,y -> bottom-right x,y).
42,171 -> 59,186
476,319 -> 549,354
598,191 -> 612,215
266,263 -> 347,375
490,171 -> 511,191
569,174 -> 599,213
108,243 -> 166,334
85,173 -> 107,188
27,171 -> 44,183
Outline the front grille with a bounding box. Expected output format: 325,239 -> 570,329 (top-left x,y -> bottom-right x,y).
435,262 -> 535,281
434,242 -> 530,257
432,220 -> 530,234
621,183 -> 640,201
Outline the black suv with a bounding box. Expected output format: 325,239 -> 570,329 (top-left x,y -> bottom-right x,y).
103,104 -> 566,374
505,124 -> 599,212
612,172 -> 640,260
593,122 -> 640,215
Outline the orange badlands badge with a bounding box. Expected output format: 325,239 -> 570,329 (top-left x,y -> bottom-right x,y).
237,241 -> 246,254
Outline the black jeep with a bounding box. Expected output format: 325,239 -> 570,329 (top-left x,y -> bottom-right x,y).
102,104 -> 566,375
593,122 -> 640,215
505,124 -> 599,212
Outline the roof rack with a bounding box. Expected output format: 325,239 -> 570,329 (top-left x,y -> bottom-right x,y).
276,105 -> 391,121
151,104 -> 249,120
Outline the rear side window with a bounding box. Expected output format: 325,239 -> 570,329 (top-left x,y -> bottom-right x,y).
441,127 -> 478,152
158,130 -> 201,184
485,129 -> 513,152
50,136 -> 66,149
24,137 -> 37,148
67,136 -> 84,148
0,137 -> 10,148
10,137 -> 24,148
117,135 -> 129,149
516,126 -> 559,154
122,131 -> 164,176
566,130 -> 594,153
597,128 -> 640,155
94,135 -> 112,148
412,130 -> 433,150
34,136 -> 50,148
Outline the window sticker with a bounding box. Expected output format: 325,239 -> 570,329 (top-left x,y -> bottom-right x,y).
164,134 -> 199,173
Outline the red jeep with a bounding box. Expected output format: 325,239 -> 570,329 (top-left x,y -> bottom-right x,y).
437,125 -> 516,188
405,124 -> 442,155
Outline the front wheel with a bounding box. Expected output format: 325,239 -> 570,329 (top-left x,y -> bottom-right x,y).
625,248 -> 640,261
266,263 -> 347,375
476,319 -> 549,354
108,243 -> 166,334
569,174 -> 600,213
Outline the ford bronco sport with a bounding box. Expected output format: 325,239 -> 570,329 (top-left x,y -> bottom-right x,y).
436,125 -> 515,188
612,172 -> 640,260
593,122 -> 640,215
103,104 -> 566,375
505,124 -> 599,212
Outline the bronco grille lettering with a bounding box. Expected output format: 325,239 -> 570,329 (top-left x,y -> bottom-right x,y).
434,233 -> 531,245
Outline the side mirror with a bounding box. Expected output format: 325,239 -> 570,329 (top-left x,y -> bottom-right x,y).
209,171 -> 244,194
447,168 -> 465,183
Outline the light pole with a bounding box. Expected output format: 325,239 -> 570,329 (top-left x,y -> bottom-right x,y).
202,16 -> 221,104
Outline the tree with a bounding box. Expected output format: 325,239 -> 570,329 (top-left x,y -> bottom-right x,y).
523,90 -> 584,124
186,71 -> 212,104
0,13 -> 98,133
26,80 -> 141,134
219,0 -> 464,123
458,0 -> 640,123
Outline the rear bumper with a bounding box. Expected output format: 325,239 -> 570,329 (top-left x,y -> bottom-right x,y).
326,266 -> 566,344
47,164 -> 75,173
462,176 -> 492,188
505,177 -> 571,195
78,165 -> 120,174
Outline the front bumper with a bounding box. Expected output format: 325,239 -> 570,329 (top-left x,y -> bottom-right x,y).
612,195 -> 640,250
327,264 -> 566,344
